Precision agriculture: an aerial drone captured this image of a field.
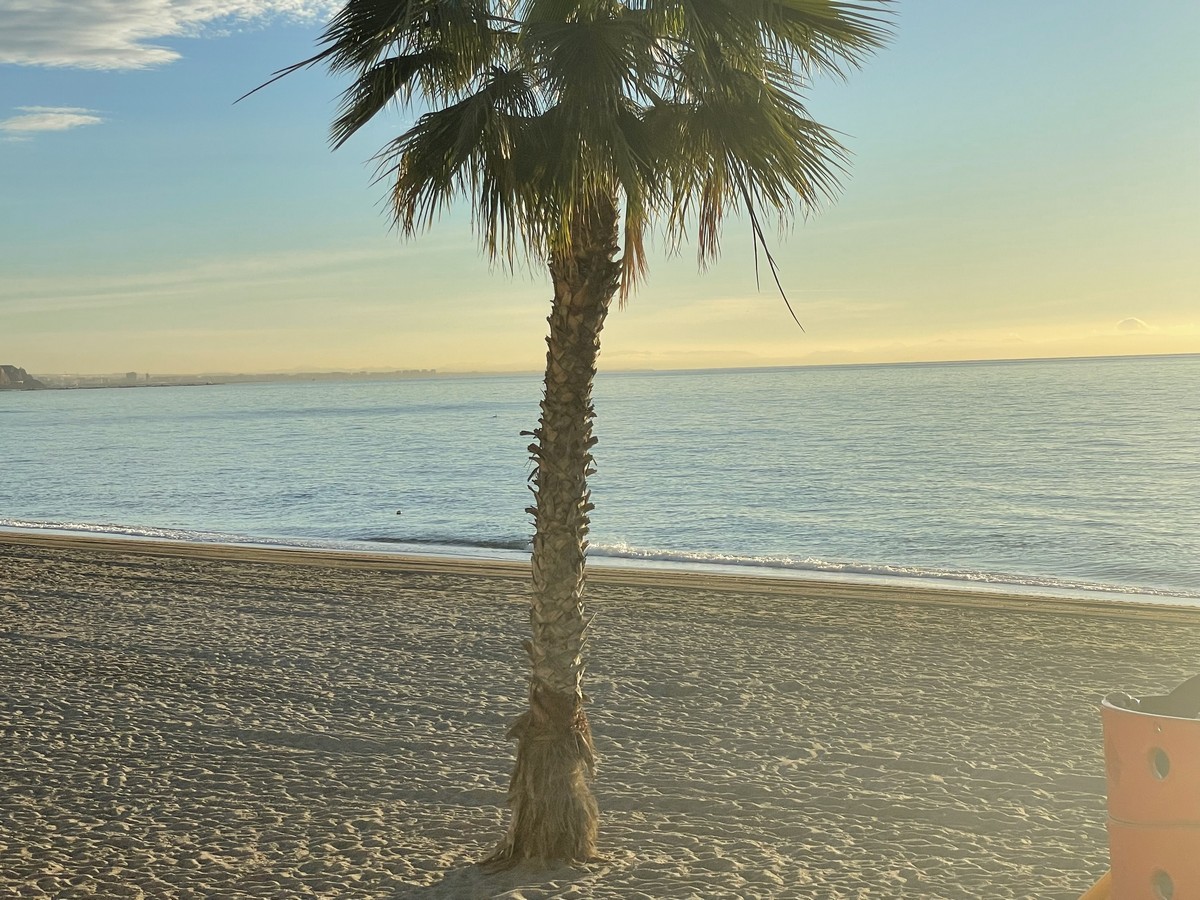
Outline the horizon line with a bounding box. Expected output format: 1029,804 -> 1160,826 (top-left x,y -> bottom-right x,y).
24,350 -> 1199,380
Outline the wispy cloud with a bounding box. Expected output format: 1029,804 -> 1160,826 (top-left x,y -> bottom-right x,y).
0,243 -> 426,314
0,106 -> 104,140
0,0 -> 337,70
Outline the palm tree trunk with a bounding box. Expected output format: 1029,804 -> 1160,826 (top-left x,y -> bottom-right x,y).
485,197 -> 621,866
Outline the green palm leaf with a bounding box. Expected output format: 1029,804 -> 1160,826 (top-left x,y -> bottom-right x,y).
271,0 -> 893,294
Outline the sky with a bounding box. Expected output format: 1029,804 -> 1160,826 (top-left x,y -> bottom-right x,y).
1,1 -> 1198,375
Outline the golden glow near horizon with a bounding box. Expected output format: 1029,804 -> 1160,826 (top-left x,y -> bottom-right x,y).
1,3 -> 1197,375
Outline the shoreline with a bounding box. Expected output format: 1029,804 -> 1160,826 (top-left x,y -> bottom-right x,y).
2,528 -> 1196,623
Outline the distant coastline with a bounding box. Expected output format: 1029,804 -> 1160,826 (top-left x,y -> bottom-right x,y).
21,369 -> 440,391
8,351 -> 1198,392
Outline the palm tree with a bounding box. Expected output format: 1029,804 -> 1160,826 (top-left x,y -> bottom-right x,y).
256,0 -> 889,866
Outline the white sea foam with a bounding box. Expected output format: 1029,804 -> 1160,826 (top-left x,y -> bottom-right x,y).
586,541 -> 1200,605
5,517 -> 1197,608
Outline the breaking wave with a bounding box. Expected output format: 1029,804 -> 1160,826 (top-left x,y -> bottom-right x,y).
4,518 -> 1196,607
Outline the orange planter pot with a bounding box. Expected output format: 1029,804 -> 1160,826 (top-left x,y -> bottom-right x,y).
1101,694 -> 1200,899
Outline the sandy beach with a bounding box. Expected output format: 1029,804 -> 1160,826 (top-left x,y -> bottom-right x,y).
2,532 -> 1196,898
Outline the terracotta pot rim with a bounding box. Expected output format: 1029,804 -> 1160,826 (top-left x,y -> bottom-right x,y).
1102,692 -> 1200,722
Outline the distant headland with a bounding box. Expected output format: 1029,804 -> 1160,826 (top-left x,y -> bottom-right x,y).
0,365 -> 47,390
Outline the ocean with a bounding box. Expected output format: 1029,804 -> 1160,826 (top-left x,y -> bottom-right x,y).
2,355 -> 1198,606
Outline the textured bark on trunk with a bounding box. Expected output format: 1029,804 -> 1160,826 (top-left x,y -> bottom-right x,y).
484,198 -> 621,867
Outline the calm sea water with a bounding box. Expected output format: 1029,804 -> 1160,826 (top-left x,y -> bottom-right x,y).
2,355 -> 1198,605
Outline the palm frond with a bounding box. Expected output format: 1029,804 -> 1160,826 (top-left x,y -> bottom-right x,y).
321,0 -> 496,72
332,50 -> 452,148
265,0 -> 892,299
752,0 -> 894,75
375,64 -> 545,264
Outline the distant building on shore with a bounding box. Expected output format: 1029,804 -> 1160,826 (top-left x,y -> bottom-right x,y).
0,365 -> 47,390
